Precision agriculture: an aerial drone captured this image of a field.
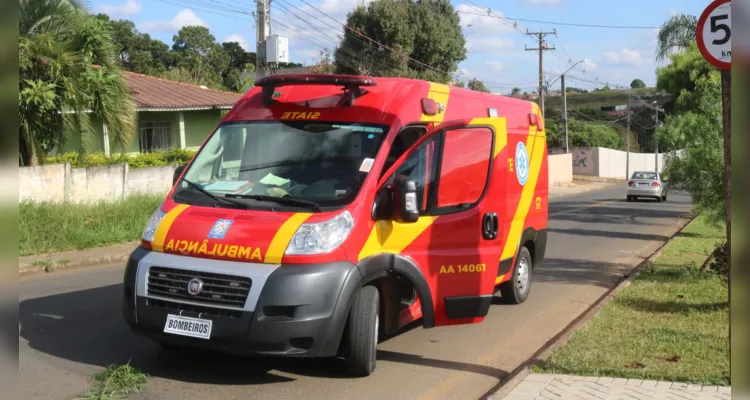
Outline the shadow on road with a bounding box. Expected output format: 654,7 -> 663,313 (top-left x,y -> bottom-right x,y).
620,298 -> 728,315
19,284 -> 503,385
550,205 -> 693,226
533,258 -> 642,289
548,227 -> 671,242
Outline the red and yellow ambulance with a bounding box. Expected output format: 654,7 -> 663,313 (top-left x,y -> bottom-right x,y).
122,74 -> 549,376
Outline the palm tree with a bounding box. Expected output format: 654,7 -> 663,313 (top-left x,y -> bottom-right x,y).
19,0 -> 137,166
655,13 -> 698,62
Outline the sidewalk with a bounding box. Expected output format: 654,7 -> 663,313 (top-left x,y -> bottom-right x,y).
497,373 -> 731,400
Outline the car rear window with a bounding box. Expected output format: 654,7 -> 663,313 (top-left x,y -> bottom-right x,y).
632,172 -> 657,180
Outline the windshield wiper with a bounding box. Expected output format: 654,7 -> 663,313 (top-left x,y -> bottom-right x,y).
181,179 -> 251,209
225,193 -> 322,211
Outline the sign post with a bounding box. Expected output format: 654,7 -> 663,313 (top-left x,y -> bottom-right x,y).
697,0 -> 731,375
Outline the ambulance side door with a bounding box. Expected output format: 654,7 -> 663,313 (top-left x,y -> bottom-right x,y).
381,118 -> 506,327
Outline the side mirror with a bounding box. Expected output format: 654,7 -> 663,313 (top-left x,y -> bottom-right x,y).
173,165 -> 186,186
392,175 -> 419,223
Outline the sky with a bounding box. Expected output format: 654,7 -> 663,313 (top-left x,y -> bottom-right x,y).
89,0 -> 710,94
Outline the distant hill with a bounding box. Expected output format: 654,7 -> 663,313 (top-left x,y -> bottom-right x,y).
544,87 -> 672,112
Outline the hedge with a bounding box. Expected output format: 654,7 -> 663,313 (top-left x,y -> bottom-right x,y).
45,148 -> 197,169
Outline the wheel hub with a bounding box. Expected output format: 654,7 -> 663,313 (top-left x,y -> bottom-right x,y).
516,258 -> 530,294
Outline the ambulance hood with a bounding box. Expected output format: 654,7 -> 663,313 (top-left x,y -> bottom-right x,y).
149,202 -> 351,264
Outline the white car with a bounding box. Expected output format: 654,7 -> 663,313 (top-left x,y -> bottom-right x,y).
626,171 -> 667,202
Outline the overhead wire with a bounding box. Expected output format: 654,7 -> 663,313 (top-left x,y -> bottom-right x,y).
454,9 -> 659,29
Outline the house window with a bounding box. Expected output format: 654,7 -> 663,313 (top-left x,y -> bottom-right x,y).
139,121 -> 171,153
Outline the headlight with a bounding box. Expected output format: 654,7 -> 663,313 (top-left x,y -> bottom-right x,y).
285,211 -> 354,255
142,206 -> 167,243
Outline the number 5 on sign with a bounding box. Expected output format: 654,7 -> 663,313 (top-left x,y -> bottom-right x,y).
697,0 -> 731,70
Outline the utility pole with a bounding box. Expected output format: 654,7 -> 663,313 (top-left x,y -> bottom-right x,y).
525,29 -> 556,118
653,104 -> 659,171
626,90 -> 631,180
255,0 -> 271,80
561,74 -> 568,153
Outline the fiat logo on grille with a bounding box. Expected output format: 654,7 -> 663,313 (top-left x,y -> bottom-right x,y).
187,278 -> 203,295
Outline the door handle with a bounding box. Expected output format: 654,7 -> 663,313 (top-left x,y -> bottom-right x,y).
482,212 -> 498,240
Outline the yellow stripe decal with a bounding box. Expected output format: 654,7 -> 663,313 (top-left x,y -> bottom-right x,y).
421,82 -> 451,124
264,213 -> 313,264
495,274 -> 506,285
468,117 -> 508,158
357,217 -> 438,262
152,204 -> 190,252
500,113 -> 545,260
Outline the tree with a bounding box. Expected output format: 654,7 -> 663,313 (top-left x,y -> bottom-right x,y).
452,80 -> 465,88
511,87 -> 521,96
656,43 -> 714,114
630,79 -> 646,89
467,78 -> 489,92
658,71 -> 723,223
94,14 -> 173,75
334,0 -> 467,83
19,0 -> 137,166
655,13 -> 697,62
545,118 -> 622,150
169,26 -> 230,90
311,49 -> 335,74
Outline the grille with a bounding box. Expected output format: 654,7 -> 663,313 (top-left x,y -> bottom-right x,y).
147,267 -> 252,309
146,298 -> 243,319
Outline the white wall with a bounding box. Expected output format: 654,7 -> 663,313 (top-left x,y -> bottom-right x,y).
19,163 -> 177,204
548,153 -> 573,186
570,147 -> 668,180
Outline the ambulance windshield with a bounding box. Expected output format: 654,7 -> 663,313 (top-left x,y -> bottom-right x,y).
172,121 -> 387,210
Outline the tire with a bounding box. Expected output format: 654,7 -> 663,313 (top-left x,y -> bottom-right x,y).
342,285 -> 380,377
626,196 -> 632,202
662,193 -> 667,202
499,246 -> 533,305
656,196 -> 662,203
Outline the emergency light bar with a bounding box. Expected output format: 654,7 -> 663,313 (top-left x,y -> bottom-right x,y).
256,74 -> 377,106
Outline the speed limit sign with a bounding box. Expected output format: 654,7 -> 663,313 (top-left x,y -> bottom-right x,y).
697,0 -> 731,69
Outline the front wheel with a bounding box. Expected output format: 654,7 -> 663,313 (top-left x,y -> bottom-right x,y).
499,246 -> 533,304
342,285 -> 380,377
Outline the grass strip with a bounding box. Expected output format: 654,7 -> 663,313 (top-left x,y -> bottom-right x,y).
20,194 -> 163,257
77,362 -> 149,400
533,215 -> 729,385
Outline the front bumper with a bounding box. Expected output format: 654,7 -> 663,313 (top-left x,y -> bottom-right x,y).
122,247 -> 362,358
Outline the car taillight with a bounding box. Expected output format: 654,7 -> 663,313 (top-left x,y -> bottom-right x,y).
651,181 -> 660,187
628,181 -> 635,186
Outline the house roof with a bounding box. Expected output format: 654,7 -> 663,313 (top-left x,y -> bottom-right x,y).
123,71 -> 243,111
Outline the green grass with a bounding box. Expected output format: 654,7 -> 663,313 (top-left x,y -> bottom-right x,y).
20,194 -> 163,257
77,363 -> 149,400
533,215 -> 729,385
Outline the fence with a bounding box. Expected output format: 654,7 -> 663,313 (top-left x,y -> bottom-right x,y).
19,163 -> 176,204
570,147 -> 677,180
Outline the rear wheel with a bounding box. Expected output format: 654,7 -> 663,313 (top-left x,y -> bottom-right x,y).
626,195 -> 633,202
342,285 -> 380,377
662,193 -> 667,201
499,246 -> 533,305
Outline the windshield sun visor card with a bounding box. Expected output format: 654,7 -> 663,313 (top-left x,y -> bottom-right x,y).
359,158 -> 375,173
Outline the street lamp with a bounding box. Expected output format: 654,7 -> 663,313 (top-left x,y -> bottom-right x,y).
549,59 -> 586,153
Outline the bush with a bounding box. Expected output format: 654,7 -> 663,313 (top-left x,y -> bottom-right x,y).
705,240 -> 728,286
45,148 -> 196,169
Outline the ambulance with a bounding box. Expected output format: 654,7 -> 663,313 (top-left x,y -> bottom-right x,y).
122,74 -> 549,377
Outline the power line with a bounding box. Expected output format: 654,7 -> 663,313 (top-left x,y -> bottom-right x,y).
456,9 -> 659,29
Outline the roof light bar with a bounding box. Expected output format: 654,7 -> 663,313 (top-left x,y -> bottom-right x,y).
256,74 -> 377,107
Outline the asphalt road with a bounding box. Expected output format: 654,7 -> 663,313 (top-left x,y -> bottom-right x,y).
19,186 -> 695,400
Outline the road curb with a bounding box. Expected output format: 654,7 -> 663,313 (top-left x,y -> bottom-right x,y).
480,212 -> 699,400
19,242 -> 138,277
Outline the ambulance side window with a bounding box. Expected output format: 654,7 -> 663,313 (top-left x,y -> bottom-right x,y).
392,135 -> 439,213
435,127 -> 493,211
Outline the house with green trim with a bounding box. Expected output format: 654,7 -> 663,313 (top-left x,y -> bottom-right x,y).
60,71 -> 243,155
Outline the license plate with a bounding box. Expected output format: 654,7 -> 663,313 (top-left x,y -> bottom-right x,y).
164,314 -> 212,339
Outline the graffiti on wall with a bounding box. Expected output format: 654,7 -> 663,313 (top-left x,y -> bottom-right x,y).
572,149 -> 595,175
